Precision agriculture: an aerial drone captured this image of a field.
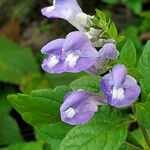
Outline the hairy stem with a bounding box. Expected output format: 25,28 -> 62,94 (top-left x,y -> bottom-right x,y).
125,141 -> 143,150
140,126 -> 150,148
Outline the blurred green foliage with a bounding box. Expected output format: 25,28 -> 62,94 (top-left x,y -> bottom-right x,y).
0,36 -> 39,84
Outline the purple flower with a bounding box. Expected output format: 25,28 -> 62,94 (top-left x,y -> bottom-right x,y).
87,43 -> 119,75
41,0 -> 90,30
41,31 -> 98,74
60,90 -> 106,125
99,43 -> 119,59
100,64 -> 141,108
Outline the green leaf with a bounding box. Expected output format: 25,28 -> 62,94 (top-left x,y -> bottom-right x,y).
0,115 -> 23,146
46,72 -> 87,88
146,93 -> 150,102
91,17 -> 100,26
138,41 -> 150,100
7,86 -> 72,149
70,75 -> 100,93
0,86 -> 23,146
95,9 -> 106,21
117,26 -> 142,56
0,95 -> 12,115
102,0 -> 120,4
35,122 -> 72,150
60,111 -> 128,150
1,141 -> 44,150
119,40 -> 136,68
136,102 -> 150,129
8,91 -> 61,125
108,22 -> 118,40
0,36 -> 39,84
128,68 -> 142,81
117,35 -> 125,43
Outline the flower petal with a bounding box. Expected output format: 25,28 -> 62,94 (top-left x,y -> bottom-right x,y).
60,90 -> 105,125
80,42 -> 99,58
63,31 -> 89,51
112,64 -> 127,88
65,57 -> 97,73
41,6 -> 64,19
107,85 -> 141,108
41,55 -> 66,74
123,75 -> 137,88
99,43 -> 119,59
41,38 -> 65,54
55,0 -> 82,19
100,78 -> 112,96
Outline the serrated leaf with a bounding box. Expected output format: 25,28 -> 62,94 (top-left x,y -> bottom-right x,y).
118,26 -> 142,55
136,102 -> 150,129
7,92 -> 60,125
108,22 -> 118,40
138,41 -> 150,100
91,17 -> 100,26
119,40 -> 136,68
7,86 -> 72,149
7,86 -> 70,125
35,122 -> 72,150
0,36 -> 39,84
70,75 -> 100,93
60,111 -> 128,150
95,9 -> 106,21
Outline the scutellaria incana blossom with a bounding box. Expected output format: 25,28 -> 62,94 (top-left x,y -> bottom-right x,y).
41,31 -> 98,74
41,0 -> 91,31
60,90 -> 106,125
88,43 -> 119,75
100,64 -> 141,108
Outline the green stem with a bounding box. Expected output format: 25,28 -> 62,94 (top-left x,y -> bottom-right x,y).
125,141 -> 143,150
131,105 -> 150,148
140,126 -> 150,148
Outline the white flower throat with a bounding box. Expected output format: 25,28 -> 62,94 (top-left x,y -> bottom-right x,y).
112,87 -> 125,101
65,51 -> 80,67
65,108 -> 77,118
48,55 -> 59,69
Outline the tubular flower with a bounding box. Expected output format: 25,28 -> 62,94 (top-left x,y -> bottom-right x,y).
41,0 -> 91,30
41,31 -> 98,74
100,64 -> 141,108
88,43 -> 119,75
60,90 -> 106,125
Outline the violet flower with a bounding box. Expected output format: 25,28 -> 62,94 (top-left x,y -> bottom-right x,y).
41,0 -> 91,30
88,43 -> 119,75
41,31 -> 98,74
100,64 -> 141,108
60,90 -> 106,125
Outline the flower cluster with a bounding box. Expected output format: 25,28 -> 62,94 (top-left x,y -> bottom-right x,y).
41,0 -> 141,125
